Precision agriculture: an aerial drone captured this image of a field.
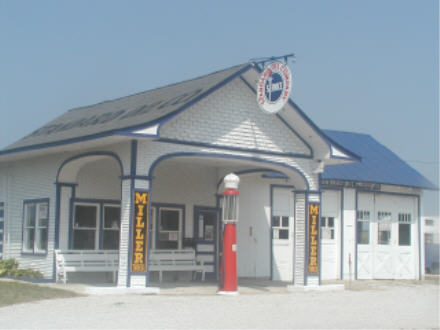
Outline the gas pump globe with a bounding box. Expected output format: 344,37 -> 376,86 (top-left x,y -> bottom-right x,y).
219,173 -> 239,294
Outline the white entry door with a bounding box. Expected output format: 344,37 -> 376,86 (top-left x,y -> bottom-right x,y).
271,188 -> 294,281
320,190 -> 341,280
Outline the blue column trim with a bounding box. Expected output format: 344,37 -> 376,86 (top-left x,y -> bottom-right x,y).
126,139 -> 137,287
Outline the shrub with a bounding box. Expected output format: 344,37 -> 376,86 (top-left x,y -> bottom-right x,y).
0,259 -> 43,279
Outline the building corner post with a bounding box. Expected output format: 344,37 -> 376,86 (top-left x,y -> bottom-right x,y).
117,140 -> 152,288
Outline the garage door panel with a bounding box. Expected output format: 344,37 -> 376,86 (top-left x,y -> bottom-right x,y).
394,252 -> 414,279
373,250 -> 394,279
357,249 -> 373,279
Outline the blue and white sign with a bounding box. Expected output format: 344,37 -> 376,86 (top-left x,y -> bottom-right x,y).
257,62 -> 292,114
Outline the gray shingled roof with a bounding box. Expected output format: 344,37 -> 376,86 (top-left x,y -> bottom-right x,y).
3,63 -> 252,153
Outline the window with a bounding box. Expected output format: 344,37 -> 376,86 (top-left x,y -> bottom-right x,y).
425,233 -> 434,244
378,211 -> 392,245
398,213 -> 411,246
196,209 -> 217,241
425,219 -> 434,226
321,217 -> 335,240
357,210 -> 370,244
0,203 -> 4,258
151,207 -> 156,250
72,201 -> 121,250
102,205 -> 120,250
73,204 -> 98,250
23,200 -> 49,254
158,207 -> 182,249
272,215 -> 289,239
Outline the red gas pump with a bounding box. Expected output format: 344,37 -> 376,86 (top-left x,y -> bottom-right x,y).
218,173 -> 239,295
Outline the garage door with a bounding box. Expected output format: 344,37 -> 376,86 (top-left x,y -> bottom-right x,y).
357,193 -> 418,279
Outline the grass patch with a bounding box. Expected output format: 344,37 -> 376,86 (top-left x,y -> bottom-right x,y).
0,280 -> 81,307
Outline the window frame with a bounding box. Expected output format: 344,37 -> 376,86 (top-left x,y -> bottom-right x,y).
272,215 -> 290,240
398,213 -> 412,246
71,199 -> 120,250
320,216 -> 335,240
102,203 -> 121,250
377,211 -> 392,245
356,210 -> 370,245
0,202 -> 4,259
425,219 -> 434,226
425,233 -> 434,244
72,202 -> 99,250
22,198 -> 50,255
150,206 -> 156,250
154,204 -> 184,250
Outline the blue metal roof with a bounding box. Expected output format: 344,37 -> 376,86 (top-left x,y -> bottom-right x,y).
322,130 -> 437,190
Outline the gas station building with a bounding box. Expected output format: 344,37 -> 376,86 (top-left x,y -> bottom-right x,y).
0,62 -> 435,288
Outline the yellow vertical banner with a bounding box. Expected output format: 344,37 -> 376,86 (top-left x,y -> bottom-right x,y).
308,203 -> 320,274
131,191 -> 149,273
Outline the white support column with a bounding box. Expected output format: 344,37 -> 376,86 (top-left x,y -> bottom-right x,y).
117,177 -> 153,288
117,178 -> 132,287
117,139 -> 154,288
293,192 -> 306,286
342,188 -> 356,280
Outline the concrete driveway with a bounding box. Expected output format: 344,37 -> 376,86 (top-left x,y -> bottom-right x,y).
0,278 -> 438,329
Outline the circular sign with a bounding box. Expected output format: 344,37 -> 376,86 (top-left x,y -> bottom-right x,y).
256,61 -> 292,114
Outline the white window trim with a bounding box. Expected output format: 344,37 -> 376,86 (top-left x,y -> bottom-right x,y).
356,210 -> 371,245
102,204 -> 121,250
0,203 -> 4,258
377,211 -> 392,245
398,212 -> 412,246
272,214 -> 290,240
72,202 -> 100,250
151,207 -> 156,250
22,199 -> 49,254
321,216 -> 335,240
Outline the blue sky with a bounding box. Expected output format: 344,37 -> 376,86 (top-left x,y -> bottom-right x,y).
0,0 -> 438,215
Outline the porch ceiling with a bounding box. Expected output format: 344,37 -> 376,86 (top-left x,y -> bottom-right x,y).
156,155 -> 308,189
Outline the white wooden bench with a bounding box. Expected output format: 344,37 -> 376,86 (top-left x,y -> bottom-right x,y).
55,249 -> 119,284
149,249 -> 209,282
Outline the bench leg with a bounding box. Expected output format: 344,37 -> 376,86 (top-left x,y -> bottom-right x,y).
159,271 -> 163,283
201,271 -> 205,282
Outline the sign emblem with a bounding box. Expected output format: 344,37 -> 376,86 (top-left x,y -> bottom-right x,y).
307,203 -> 320,274
131,191 -> 149,273
257,61 -> 292,114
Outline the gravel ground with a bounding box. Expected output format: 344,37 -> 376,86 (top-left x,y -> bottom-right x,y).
0,279 -> 438,329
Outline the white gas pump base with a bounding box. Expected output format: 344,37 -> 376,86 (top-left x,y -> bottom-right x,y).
217,290 -> 239,296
